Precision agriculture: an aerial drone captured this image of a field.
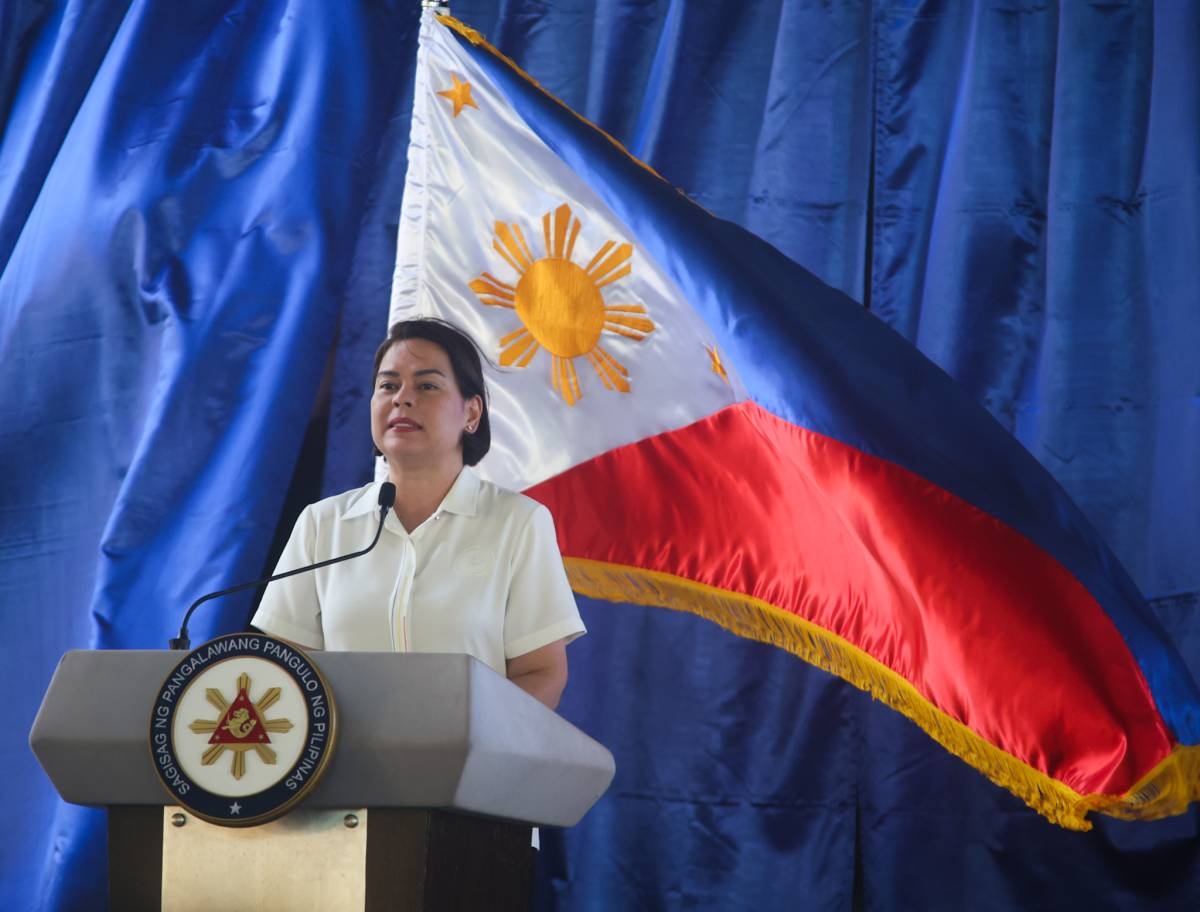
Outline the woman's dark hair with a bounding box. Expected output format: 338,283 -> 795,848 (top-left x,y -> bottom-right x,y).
372,318 -> 491,466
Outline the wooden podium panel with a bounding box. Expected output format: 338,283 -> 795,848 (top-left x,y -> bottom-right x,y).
109,807 -> 532,911
364,810 -> 531,911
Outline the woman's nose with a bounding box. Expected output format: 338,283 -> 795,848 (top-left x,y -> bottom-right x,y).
392,386 -> 413,407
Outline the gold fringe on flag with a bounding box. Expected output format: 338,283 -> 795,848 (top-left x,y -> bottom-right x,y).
565,556 -> 1200,831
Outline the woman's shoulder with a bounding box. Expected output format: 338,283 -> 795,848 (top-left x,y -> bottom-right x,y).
300,482 -> 381,523
472,473 -> 548,524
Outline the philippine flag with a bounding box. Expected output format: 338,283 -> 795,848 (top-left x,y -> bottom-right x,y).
388,9 -> 1200,831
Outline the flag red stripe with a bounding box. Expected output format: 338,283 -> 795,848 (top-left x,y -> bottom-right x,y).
526,401 -> 1171,795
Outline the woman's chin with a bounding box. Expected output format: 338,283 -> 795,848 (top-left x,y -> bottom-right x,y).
380,448 -> 462,473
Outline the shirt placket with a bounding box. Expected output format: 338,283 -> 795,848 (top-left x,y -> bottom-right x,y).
389,533 -> 417,652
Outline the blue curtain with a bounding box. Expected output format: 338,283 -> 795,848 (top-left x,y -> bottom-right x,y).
2,2 -> 1196,909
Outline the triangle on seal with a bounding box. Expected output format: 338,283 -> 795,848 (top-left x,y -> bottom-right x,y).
209,684 -> 271,745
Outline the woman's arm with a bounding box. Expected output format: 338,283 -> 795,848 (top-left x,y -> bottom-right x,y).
506,638 -> 568,710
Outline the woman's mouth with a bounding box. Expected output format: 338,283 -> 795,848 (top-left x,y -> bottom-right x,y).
389,417 -> 422,431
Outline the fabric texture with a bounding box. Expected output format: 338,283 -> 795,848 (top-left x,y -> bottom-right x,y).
2,1 -> 1197,909
252,468 -> 585,672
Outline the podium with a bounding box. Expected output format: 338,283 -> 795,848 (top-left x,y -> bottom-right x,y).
30,650 -> 615,911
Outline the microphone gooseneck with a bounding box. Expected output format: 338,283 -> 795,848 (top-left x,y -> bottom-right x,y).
168,481 -> 398,649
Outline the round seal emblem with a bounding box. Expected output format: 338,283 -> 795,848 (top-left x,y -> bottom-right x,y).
149,633 -> 336,827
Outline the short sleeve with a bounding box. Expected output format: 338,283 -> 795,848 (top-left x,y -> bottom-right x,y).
504,503 -> 586,659
251,507 -> 325,649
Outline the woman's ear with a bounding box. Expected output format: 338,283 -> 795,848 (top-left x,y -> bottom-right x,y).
465,395 -> 483,432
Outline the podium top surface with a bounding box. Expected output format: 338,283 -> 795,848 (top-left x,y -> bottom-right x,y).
30,649 -> 614,827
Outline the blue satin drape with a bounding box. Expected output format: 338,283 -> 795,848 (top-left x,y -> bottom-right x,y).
2,1 -> 1196,909
0,2 -> 420,908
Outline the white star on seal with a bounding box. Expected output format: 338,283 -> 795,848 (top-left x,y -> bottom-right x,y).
229,801 -> 242,815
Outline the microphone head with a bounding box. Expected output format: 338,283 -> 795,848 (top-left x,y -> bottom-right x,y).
378,481 -> 397,510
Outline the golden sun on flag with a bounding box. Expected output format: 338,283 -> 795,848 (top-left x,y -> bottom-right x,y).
470,204 -> 655,406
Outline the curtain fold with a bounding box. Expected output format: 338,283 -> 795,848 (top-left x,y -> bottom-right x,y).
0,2 -> 420,908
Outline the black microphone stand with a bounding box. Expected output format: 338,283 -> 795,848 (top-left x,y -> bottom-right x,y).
169,482 -> 397,649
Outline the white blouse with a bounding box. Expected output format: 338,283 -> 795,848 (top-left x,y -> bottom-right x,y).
250,467 -> 585,675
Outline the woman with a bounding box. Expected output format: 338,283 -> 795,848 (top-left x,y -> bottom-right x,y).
252,319 -> 585,709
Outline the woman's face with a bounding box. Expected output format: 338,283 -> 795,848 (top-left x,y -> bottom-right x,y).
371,338 -> 482,472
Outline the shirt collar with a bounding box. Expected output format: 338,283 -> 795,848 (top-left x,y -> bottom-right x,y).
340,466 -> 481,521
438,465 -> 481,517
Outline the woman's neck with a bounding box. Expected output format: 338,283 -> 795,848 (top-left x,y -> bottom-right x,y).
386,460 -> 464,532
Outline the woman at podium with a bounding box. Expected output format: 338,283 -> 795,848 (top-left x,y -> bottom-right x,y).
252,318 -> 586,709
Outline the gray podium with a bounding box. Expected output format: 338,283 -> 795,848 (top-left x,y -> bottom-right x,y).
30,650 -> 615,911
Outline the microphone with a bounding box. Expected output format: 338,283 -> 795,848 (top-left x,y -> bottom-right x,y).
168,482 -> 397,649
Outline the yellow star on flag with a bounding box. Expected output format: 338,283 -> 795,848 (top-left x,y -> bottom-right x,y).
705,344 -> 729,384
437,73 -> 478,117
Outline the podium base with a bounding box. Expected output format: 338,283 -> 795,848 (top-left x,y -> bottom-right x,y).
108,806 -> 533,911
